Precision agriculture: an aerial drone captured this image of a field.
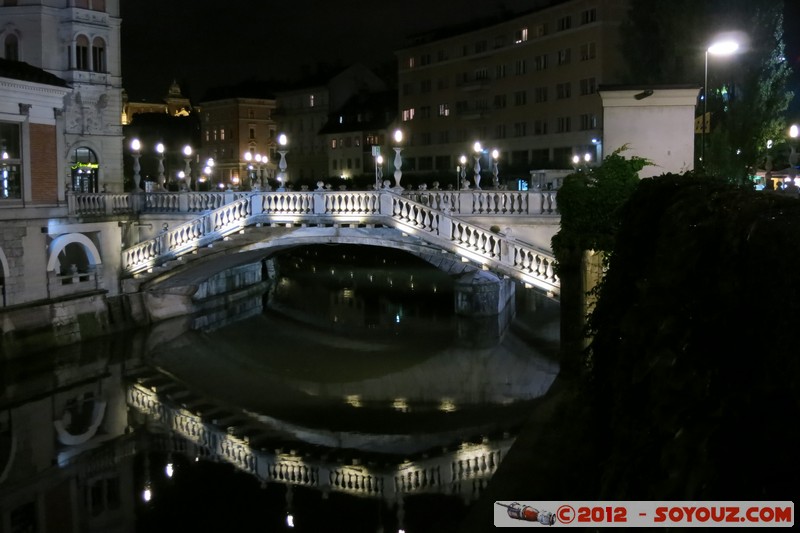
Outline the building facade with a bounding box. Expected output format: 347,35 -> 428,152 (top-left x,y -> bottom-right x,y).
395,0 -> 629,183
198,97 -> 278,190
1,0 -> 125,193
274,64 -> 388,185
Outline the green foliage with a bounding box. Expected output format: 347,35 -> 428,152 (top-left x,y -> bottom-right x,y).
586,174 -> 800,499
551,147 -> 649,265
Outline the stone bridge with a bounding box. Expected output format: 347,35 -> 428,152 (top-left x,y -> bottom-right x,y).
69,189 -> 561,300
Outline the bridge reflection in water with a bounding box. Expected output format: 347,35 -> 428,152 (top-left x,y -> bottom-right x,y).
1,244 -> 560,532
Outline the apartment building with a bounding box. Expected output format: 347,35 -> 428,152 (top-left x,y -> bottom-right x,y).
274,64 -> 388,184
199,97 -> 278,189
395,0 -> 629,180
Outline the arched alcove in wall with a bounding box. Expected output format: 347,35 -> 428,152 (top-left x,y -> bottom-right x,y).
46,233 -> 102,274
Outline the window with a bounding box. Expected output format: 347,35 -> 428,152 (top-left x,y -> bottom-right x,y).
496,64 -> 506,79
515,59 -> 526,75
402,108 -> 415,121
438,130 -> 450,143
580,77 -> 597,95
580,113 -> 598,130
92,37 -> 105,72
438,103 -> 450,117
420,133 -> 431,145
4,34 -> 19,61
475,40 -> 487,53
419,105 -> 431,119
331,139 -> 337,149
514,90 -> 527,106
249,126 -> 256,140
0,122 -> 22,200
407,56 -> 415,68
494,94 -> 507,109
556,82 -> 571,99
475,68 -> 488,80
515,28 -> 528,43
580,42 -> 597,61
514,122 -> 527,137
437,77 -> 448,90
455,101 -> 468,113
495,124 -> 507,139
420,53 -> 431,65
533,23 -> 547,37
75,35 -> 89,70
534,119 -> 548,135
581,8 -> 597,24
557,15 -> 572,31
402,83 -> 413,96
220,128 -> 225,141
437,50 -> 447,62
309,94 -> 315,107
557,48 -> 571,66
534,86 -> 548,103
420,79 -> 432,93
556,116 -> 571,133
535,54 -> 547,71
333,159 -> 338,170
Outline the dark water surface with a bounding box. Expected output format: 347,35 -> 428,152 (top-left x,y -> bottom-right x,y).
1,244 -> 560,533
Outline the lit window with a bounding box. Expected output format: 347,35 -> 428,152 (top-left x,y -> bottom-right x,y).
438,103 -> 450,117
514,28 -> 528,44
402,108 -> 415,121
309,94 -> 315,107
0,122 -> 22,200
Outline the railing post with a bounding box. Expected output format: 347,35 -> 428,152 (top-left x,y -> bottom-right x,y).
179,192 -> 189,213
313,192 -> 326,215
67,189 -> 76,214
250,193 -> 263,215
378,191 -> 394,216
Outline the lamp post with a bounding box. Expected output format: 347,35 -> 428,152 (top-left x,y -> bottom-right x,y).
182,145 -> 193,191
131,138 -> 142,191
491,148 -> 499,188
156,142 -> 165,190
244,152 -> 253,189
255,153 -> 264,190
702,38 -> 740,170
202,158 -> 214,191
789,124 -> 798,183
392,129 -> 403,190
375,154 -> 384,190
277,133 -> 288,191
472,141 -> 482,189
459,154 -> 467,189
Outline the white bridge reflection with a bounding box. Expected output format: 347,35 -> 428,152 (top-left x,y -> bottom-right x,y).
128,377 -> 518,503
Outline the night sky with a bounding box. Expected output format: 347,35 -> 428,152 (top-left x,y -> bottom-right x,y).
121,0 -> 800,115
120,0 -> 537,102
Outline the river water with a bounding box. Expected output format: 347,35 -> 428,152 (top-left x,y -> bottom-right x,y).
0,244 -> 560,533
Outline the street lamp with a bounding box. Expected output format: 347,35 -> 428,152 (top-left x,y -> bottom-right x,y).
202,158 -> 214,191
458,154 -> 467,189
375,154 -> 384,190
244,152 -> 253,188
156,142 -> 165,190
473,141 -> 482,189
392,129 -> 404,189
789,124 -> 799,182
491,149 -> 500,188
182,145 -> 193,191
130,138 -> 142,191
255,153 -> 265,189
702,38 -> 740,169
277,134 -> 288,190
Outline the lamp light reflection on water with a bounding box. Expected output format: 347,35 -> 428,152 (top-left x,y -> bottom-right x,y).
345,394 -> 362,408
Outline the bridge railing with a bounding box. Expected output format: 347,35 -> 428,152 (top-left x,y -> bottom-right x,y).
118,190 -> 559,296
69,189 -> 557,217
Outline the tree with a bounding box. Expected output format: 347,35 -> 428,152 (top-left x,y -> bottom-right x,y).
619,0 -> 794,183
